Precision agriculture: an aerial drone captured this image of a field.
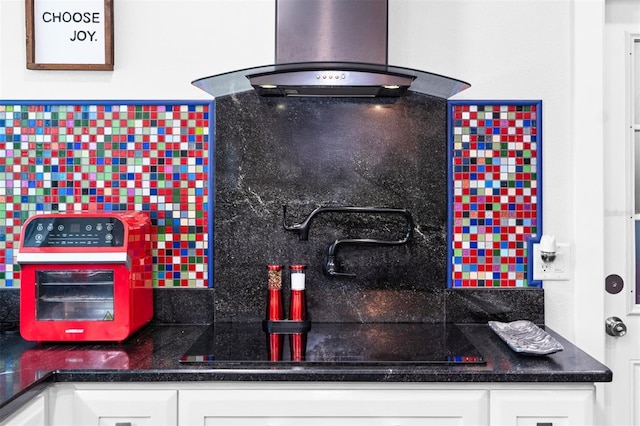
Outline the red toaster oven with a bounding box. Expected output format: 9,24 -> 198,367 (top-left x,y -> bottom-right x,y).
17,211 -> 153,342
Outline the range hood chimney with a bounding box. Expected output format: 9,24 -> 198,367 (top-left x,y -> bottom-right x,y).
192,0 -> 470,99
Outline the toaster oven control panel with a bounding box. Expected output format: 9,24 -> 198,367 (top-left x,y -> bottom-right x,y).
21,217 -> 126,247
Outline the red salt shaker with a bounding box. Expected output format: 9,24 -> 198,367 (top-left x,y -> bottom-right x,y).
288,265 -> 306,321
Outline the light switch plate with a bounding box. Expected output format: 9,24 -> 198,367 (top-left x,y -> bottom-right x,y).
532,242 -> 571,281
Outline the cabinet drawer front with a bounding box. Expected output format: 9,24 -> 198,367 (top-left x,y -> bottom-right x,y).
183,417 -> 470,426
490,389 -> 594,426
74,389 -> 177,426
178,388 -> 488,426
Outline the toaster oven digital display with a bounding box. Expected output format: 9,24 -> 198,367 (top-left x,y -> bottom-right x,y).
21,217 -> 126,247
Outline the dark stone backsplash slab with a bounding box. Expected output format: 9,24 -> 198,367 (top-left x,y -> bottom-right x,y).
151,287 -> 544,325
445,288 -> 544,325
213,92 -> 451,322
0,288 -> 543,326
0,289 -> 19,322
152,288 -> 215,324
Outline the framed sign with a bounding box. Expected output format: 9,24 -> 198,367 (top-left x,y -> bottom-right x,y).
26,0 -> 114,70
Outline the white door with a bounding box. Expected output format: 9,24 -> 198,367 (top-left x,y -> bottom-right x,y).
603,2 -> 640,425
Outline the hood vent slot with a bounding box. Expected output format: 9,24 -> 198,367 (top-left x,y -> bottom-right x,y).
248,63 -> 414,97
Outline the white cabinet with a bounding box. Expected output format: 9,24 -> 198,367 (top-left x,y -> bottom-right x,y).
176,383 -> 596,426
490,387 -> 594,426
6,382 -> 595,426
0,392 -> 46,426
178,385 -> 488,426
48,384 -> 177,426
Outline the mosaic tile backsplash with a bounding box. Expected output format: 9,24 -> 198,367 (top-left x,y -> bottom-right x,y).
0,102 -> 210,288
0,100 -> 539,290
449,101 -> 540,287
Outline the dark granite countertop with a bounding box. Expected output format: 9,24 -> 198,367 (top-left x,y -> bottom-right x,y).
0,322 -> 611,422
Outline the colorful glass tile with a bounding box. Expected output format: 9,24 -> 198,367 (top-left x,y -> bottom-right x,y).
0,102 -> 211,288
0,100 -> 539,290
449,101 -> 541,288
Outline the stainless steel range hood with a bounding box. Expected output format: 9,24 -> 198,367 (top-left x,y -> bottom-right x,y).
192,0 -> 470,99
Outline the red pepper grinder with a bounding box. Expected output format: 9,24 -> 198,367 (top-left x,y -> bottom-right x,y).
289,264 -> 307,361
266,265 -> 284,321
266,265 -> 284,361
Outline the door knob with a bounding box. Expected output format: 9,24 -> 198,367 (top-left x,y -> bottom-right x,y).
605,316 -> 627,337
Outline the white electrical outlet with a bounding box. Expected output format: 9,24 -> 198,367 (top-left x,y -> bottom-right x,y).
532,242 -> 571,281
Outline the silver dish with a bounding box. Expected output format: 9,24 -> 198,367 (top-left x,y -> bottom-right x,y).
488,320 -> 564,355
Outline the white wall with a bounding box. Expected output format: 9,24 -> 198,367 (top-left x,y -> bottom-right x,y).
0,0 -> 276,99
0,0 -> 606,357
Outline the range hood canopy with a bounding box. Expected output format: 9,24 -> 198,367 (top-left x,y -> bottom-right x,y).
192,0 -> 470,99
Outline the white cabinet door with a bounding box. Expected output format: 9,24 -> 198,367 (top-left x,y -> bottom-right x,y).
178,387 -> 488,426
490,388 -> 594,426
0,393 -> 46,426
73,389 -> 177,426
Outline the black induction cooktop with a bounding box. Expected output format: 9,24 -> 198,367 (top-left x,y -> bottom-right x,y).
179,322 -> 485,365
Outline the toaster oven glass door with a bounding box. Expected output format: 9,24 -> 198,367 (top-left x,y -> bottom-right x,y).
35,270 -> 115,321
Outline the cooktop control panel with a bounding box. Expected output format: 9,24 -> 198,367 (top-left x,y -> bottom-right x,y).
21,217 -> 126,247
